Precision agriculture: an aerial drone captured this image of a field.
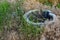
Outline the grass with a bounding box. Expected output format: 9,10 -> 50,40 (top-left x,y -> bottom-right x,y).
44,1 -> 52,7
0,0 -> 44,40
1,0 -> 60,40
0,0 -> 10,31
17,2 -> 44,38
57,3 -> 60,8
39,0 -> 60,8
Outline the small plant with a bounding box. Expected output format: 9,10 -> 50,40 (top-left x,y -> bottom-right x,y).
57,3 -> 60,8
44,1 -> 52,6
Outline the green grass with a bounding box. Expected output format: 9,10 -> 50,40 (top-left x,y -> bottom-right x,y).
44,2 -> 52,6
0,0 -> 10,31
57,3 -> 60,8
0,0 -> 44,40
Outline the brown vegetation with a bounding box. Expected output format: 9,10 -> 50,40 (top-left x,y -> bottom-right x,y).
0,0 -> 60,40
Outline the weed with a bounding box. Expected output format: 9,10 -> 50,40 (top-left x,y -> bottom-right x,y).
57,3 -> 60,8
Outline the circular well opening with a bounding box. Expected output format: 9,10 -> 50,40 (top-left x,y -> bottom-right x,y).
23,10 -> 56,26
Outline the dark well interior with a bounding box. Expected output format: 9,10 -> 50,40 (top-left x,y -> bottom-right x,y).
29,11 -> 53,22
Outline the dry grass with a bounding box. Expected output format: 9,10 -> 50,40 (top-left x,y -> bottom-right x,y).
0,0 -> 60,40
22,0 -> 40,11
40,17 -> 60,40
22,0 -> 60,40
